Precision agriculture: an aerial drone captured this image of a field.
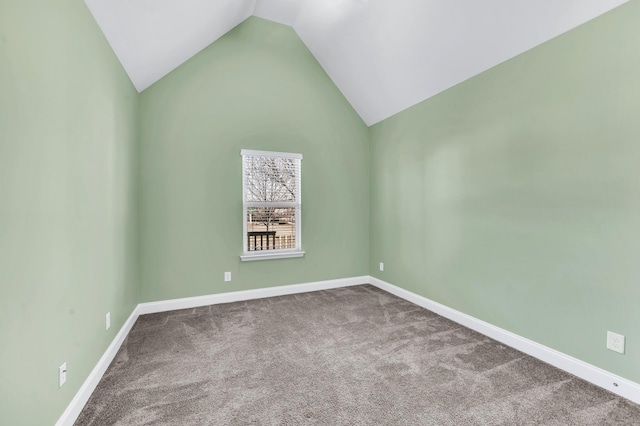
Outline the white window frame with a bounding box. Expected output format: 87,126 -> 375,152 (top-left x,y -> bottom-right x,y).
240,149 -> 304,261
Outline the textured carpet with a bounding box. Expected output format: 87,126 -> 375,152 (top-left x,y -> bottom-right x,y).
75,285 -> 640,425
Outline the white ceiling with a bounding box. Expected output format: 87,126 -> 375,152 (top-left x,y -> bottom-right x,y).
85,0 -> 628,125
84,0 -> 256,93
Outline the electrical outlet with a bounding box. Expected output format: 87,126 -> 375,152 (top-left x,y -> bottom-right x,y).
59,362 -> 67,388
106,312 -> 111,330
379,262 -> 384,272
224,272 -> 231,282
607,331 -> 625,354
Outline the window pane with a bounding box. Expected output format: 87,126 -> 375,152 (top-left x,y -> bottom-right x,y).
241,150 -> 302,259
246,207 -> 297,251
243,157 -> 298,203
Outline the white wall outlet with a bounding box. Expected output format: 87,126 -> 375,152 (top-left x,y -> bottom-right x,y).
607,331 -> 625,354
224,272 -> 231,282
59,362 -> 67,388
379,262 -> 384,271
106,312 -> 111,330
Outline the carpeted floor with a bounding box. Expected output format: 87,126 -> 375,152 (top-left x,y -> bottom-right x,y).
75,285 -> 640,425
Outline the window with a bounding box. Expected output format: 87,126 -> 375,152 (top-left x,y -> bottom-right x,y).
241,149 -> 304,261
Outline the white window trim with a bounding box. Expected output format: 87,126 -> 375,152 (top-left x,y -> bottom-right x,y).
241,149 -> 304,261
240,251 -> 305,262
241,149 -> 302,160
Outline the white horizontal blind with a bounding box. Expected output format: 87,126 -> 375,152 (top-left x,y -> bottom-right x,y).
241,150 -> 302,257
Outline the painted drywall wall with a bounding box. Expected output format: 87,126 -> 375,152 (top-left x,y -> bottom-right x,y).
139,17 -> 369,302
370,1 -> 640,383
0,1 -> 139,425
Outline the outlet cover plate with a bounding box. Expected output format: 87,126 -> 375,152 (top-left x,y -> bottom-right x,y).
607,331 -> 625,354
224,272 -> 231,282
59,362 -> 67,388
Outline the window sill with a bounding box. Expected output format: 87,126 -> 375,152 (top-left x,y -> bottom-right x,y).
240,251 -> 305,262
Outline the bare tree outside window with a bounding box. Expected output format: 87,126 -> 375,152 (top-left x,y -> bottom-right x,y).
244,157 -> 296,232
241,150 -> 302,259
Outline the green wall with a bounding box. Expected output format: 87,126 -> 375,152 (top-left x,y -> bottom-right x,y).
370,1 -> 640,382
0,1 -> 139,425
2,2 -> 639,424
138,17 -> 369,302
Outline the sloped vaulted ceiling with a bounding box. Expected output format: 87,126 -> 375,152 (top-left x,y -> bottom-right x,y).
84,0 -> 628,125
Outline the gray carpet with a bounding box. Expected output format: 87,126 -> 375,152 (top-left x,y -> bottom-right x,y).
75,285 -> 640,425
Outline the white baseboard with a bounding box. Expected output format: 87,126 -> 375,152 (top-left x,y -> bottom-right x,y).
57,274 -> 639,426
57,275 -> 368,425
137,276 -> 369,315
368,275 -> 640,405
55,308 -> 140,426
